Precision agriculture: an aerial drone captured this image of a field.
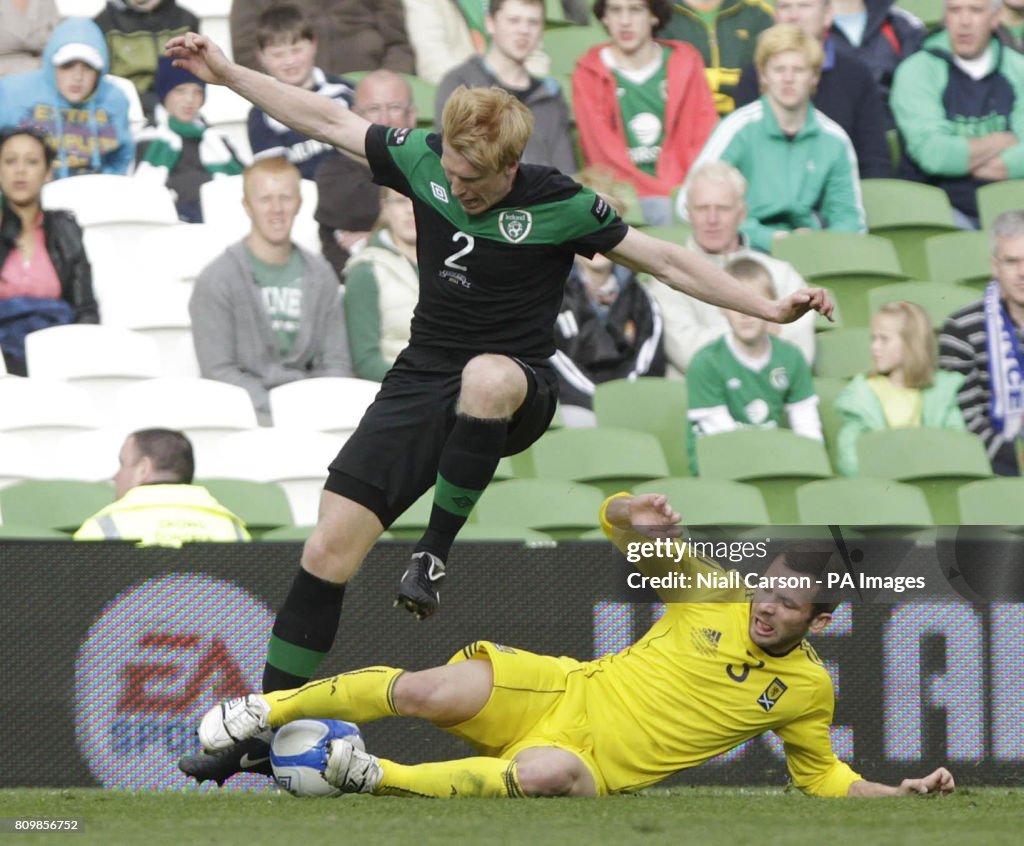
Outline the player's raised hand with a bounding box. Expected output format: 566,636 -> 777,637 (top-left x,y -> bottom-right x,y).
164,32 -> 232,86
774,287 -> 834,325
603,493 -> 681,539
897,767 -> 955,796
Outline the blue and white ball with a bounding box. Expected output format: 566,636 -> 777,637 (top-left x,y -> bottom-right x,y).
270,718 -> 365,797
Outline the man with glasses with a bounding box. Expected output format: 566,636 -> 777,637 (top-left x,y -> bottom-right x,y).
940,209 -> 1024,476
315,70 -> 417,278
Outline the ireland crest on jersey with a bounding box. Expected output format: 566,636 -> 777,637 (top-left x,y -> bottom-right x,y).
498,210 -> 532,243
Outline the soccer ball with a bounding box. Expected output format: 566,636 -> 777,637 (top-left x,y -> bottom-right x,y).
269,718 -> 365,797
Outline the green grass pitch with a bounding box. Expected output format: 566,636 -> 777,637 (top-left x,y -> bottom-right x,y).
3,787 -> 1024,845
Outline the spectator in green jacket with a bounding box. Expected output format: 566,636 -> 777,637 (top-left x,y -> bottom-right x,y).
677,24 -> 866,251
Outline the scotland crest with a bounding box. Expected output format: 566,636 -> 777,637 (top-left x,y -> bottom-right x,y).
498,210 -> 532,243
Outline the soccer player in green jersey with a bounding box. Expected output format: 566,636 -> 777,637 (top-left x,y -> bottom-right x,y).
166,30 -> 834,786
197,491 -> 955,799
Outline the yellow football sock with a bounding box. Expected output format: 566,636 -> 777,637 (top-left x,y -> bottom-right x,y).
263,666 -> 403,726
376,757 -> 524,799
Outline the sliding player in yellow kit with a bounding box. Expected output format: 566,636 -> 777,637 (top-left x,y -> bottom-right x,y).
195,492 -> 954,799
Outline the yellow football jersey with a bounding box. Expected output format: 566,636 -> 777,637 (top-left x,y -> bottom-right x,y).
569,495 -> 862,796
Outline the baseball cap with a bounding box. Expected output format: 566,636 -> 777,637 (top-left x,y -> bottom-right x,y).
51,42 -> 104,71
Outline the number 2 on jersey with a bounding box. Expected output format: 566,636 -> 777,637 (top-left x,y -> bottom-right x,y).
444,232 -> 475,272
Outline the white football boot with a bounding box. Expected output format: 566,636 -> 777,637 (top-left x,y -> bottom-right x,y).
322,738 -> 383,794
197,694 -> 272,752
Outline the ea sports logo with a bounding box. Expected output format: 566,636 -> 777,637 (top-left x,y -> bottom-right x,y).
74,574 -> 274,790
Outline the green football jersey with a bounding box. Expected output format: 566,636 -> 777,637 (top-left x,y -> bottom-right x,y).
612,46 -> 669,177
364,125 -> 629,360
686,336 -> 816,471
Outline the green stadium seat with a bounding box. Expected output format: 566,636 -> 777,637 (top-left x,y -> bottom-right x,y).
0,479 -> 115,533
772,232 -> 909,327
389,487 -> 478,539
796,478 -> 933,528
543,23 -> 607,76
453,524 -> 555,543
638,222 -> 693,247
866,281 -> 981,331
475,478 -> 606,539
197,478 -> 293,535
859,179 -> 957,279
957,478 -> 1024,528
593,377 -> 689,476
977,179 -> 1024,232
814,376 -> 851,471
260,525 -> 316,541
530,427 -> 670,495
924,230 -> 990,290
896,0 -> 944,30
0,524 -> 72,539
695,429 -> 833,523
856,428 -> 993,523
632,477 -> 770,528
813,328 -> 871,379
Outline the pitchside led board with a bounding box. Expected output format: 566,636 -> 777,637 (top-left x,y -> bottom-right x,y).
2,531 -> 1023,790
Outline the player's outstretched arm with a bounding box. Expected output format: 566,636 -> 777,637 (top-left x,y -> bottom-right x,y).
605,227 -> 834,325
164,33 -> 370,160
847,768 -> 955,797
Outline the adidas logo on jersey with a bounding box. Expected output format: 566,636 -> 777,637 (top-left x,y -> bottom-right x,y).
691,626 -> 723,657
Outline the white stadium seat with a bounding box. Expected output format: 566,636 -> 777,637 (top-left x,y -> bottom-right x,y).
0,378 -> 104,450
107,74 -> 146,135
200,428 -> 341,523
42,174 -> 178,227
133,223 -> 228,285
55,0 -> 106,16
0,433 -> 40,491
268,377 -> 380,434
115,377 -> 259,466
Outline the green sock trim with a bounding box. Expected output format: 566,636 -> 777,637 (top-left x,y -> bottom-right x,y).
433,475 -> 484,517
266,634 -> 326,679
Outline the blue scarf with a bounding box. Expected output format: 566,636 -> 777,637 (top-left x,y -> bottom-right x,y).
984,280 -> 1024,439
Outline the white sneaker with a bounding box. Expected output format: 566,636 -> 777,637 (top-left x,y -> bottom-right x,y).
322,738 -> 383,794
198,694 -> 271,752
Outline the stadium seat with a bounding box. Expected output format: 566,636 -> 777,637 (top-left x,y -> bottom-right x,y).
114,378 -> 259,468
41,174 -> 178,228
530,427 -> 670,495
195,479 -> 294,535
0,433 -> 40,491
813,328 -> 871,379
268,377 -> 381,434
54,0 -> 105,15
924,230 -> 990,290
771,232 -> 909,327
632,477 -> 770,528
342,70 -> 437,127
190,0 -> 234,61
544,0 -> 578,26
25,325 -> 163,406
200,174 -> 321,255
957,478 -> 1024,527
0,378 -> 104,449
859,179 -> 957,279
133,223 -> 229,286
977,179 -> 1024,232
865,281 -> 981,331
796,478 -> 933,528
39,428 -> 130,482
695,429 -> 834,523
0,523 -> 72,539
100,282 -> 197,378
543,23 -> 607,75
474,478 -> 606,539
813,376 -> 850,471
260,525 -> 317,541
593,377 -> 689,476
0,479 -> 115,533
896,0 -> 944,30
453,524 -> 555,543
106,74 -> 146,135
856,428 -> 993,523
197,428 -> 340,524
388,487 -> 474,539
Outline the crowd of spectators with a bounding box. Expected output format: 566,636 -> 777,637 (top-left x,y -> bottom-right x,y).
1,0 -> 1023,481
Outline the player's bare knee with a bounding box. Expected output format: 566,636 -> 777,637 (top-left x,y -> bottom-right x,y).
459,355 -> 525,418
391,670 -> 445,718
301,527 -> 351,582
515,760 -> 579,797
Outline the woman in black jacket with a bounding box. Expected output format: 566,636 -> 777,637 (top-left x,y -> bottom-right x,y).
0,125 -> 98,375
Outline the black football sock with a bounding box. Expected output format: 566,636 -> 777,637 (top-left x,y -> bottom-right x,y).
263,567 -> 346,693
416,414 -> 507,562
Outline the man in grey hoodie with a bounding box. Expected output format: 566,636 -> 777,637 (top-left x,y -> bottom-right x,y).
189,156 -> 351,424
